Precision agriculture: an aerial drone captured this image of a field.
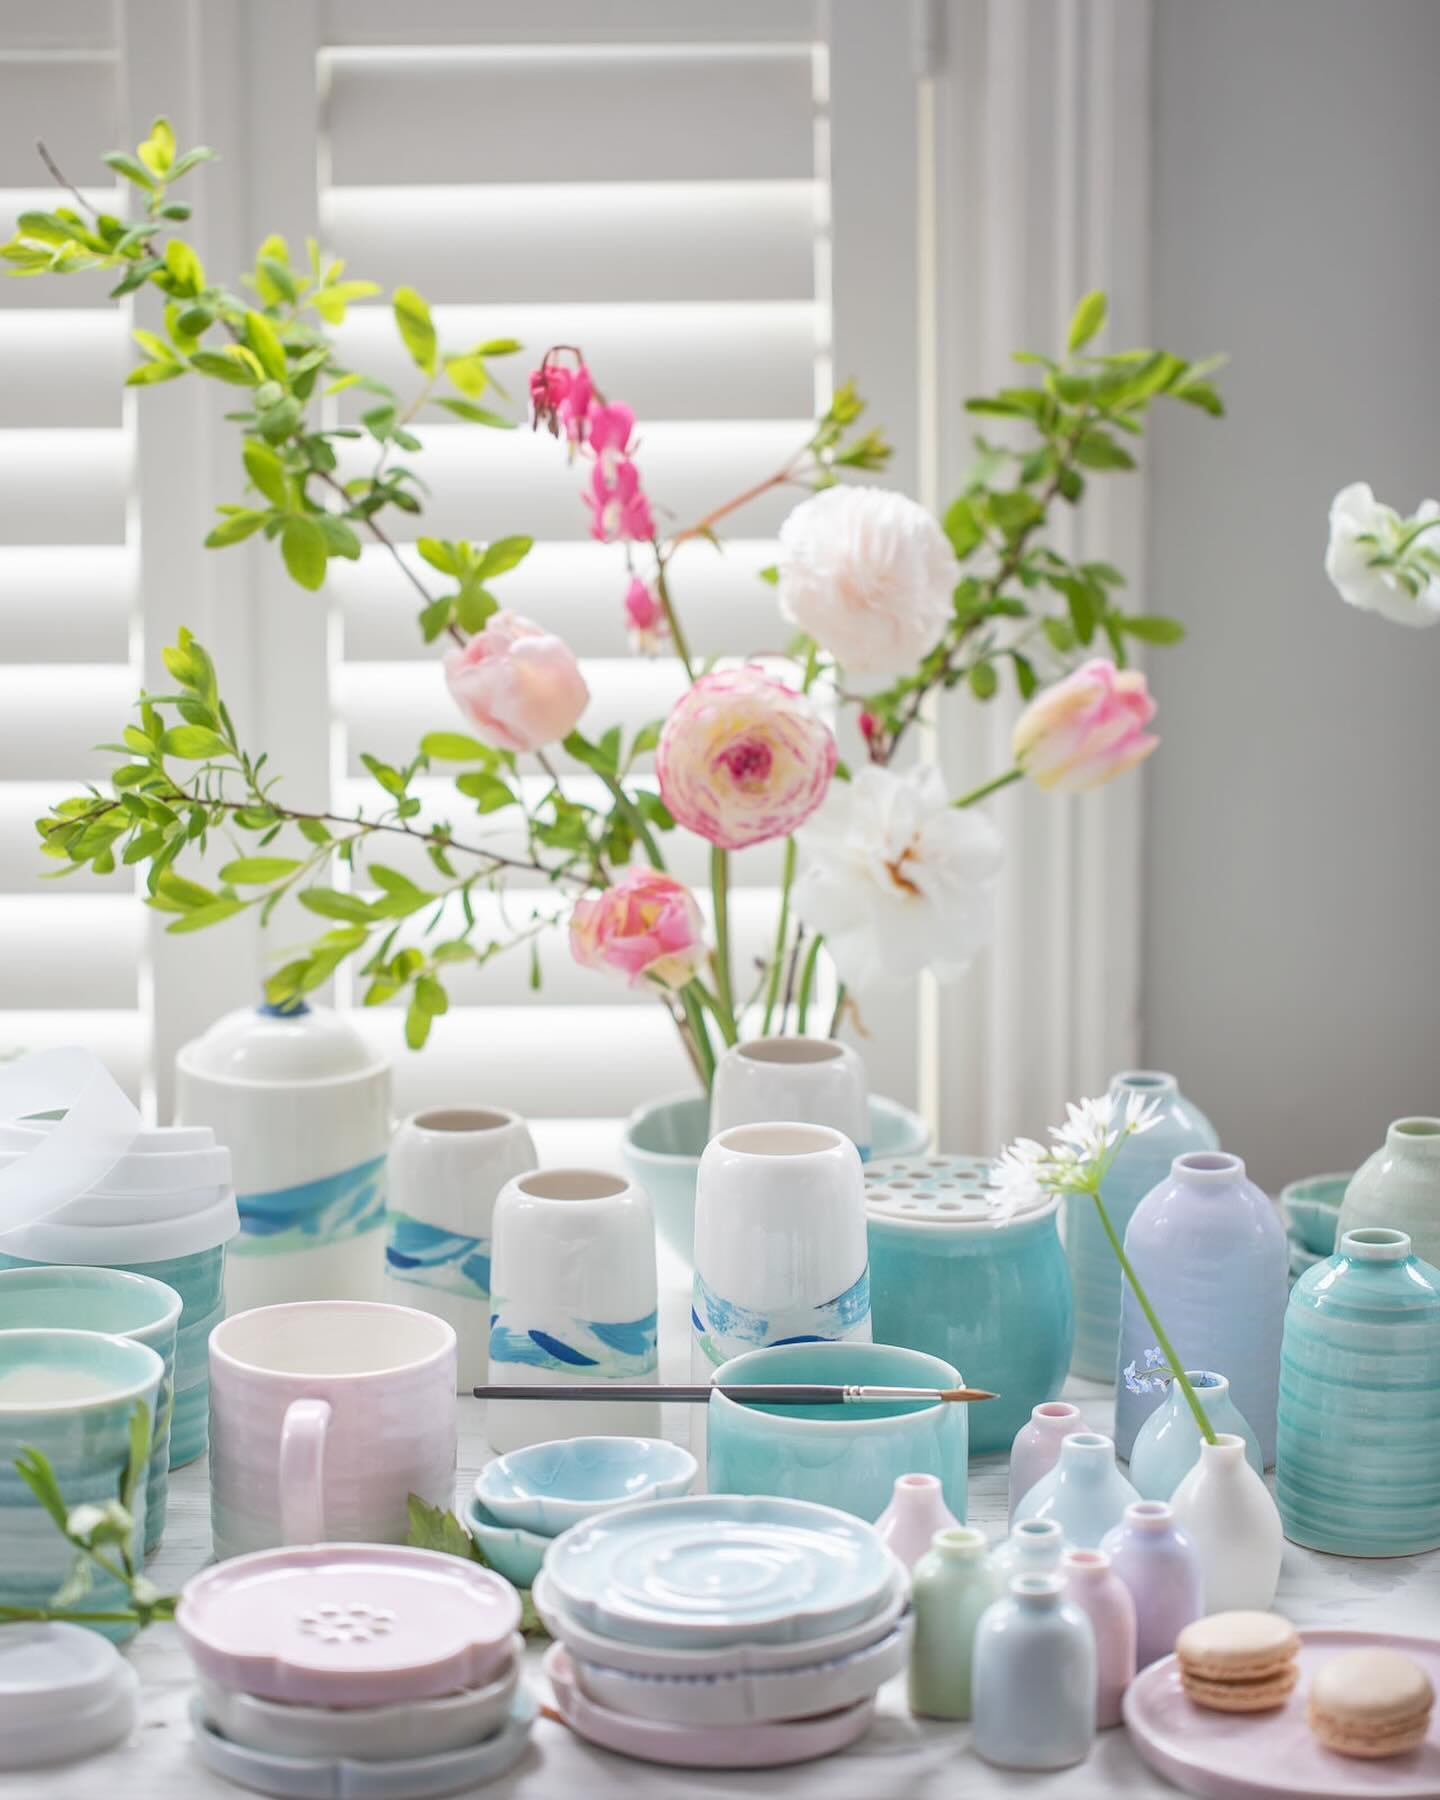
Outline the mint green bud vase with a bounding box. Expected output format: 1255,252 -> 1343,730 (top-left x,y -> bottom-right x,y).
1277,1227 -> 1440,1556
1337,1118 -> 1440,1272
1127,1370 -> 1262,1500
907,1527 -> 997,1720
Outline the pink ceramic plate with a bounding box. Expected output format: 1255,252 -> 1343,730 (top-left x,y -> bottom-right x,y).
1124,1628 -> 1440,1799
544,1644 -> 875,1768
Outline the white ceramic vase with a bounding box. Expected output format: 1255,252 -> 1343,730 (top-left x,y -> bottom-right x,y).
1169,1432 -> 1282,1612
709,1038 -> 870,1156
384,1107 -> 537,1394
691,1123 -> 871,1379
486,1169 -> 659,1452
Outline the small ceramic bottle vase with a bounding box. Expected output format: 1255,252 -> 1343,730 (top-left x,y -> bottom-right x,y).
875,1473 -> 960,1572
1061,1548 -> 1137,1728
1014,1432 -> 1140,1549
1337,1118 -> 1440,1271
1169,1432 -> 1282,1612
1101,1500 -> 1204,1670
972,1574 -> 1097,1772
1115,1152 -> 1288,1463
1277,1228 -> 1440,1556
1008,1400 -> 1085,1521
1127,1371 -> 1262,1501
709,1037 -> 870,1156
1067,1072 -> 1218,1381
907,1527 -> 998,1720
988,1516 -> 1067,1586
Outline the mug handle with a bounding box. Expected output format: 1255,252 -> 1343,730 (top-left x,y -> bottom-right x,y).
278,1398 -> 332,1545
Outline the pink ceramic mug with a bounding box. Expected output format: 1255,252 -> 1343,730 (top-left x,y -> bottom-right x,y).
209,1300 -> 458,1560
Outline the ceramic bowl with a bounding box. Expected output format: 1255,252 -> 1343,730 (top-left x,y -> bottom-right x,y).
1279,1173 -> 1348,1256
623,1092 -> 929,1265
463,1495 -> 550,1588
476,1436 -> 697,1534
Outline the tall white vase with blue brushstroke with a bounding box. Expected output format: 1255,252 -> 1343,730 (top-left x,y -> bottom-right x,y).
691,1123 -> 872,1379
486,1169 -> 659,1452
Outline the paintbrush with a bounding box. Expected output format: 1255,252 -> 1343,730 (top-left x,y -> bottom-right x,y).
475,1382 -> 997,1406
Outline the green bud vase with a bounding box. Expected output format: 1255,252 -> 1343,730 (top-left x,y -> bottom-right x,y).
907,1526 -> 998,1720
1336,1118 -> 1440,1271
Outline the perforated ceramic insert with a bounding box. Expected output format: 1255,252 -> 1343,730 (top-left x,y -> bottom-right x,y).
864,1153 -> 1050,1225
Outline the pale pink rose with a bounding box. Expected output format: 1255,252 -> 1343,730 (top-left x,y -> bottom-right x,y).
1012,657 -> 1158,793
570,868 -> 706,991
443,610 -> 589,754
657,666 -> 837,851
585,460 -> 654,543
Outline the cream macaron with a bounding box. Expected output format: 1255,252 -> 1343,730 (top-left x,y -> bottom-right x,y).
1307,1648 -> 1435,1759
1175,1611 -> 1300,1712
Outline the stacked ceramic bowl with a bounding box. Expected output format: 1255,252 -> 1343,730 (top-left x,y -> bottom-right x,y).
177,1545 -> 535,1798
1280,1174 -> 1346,1284
535,1493 -> 913,1769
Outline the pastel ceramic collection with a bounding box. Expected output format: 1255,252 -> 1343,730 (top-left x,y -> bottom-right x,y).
622,1091 -> 930,1265
208,1300 -> 457,1560
709,1037 -> 869,1154
0,1329 -> 163,1641
1338,1116 -> 1440,1270
462,1495 -> 549,1588
0,1623 -> 140,1772
476,1435 -> 697,1534
988,1517 -> 1067,1586
706,1340 -> 968,1523
1170,1432 -> 1283,1612
1101,1500 -> 1204,1670
1067,1072 -> 1218,1382
487,1168 -> 659,1453
874,1472 -> 959,1570
1062,1547 -> 1137,1728
907,1527 -> 996,1720
864,1154 -> 1073,1454
175,1001 -> 391,1311
383,1106 -> 536,1393
1014,1430 -> 1140,1547
0,1265 -> 180,1553
1008,1400 -> 1085,1520
972,1573 -> 1096,1771
1278,1227 -> 1440,1556
692,1124 -> 871,1376
1115,1151 -> 1288,1462
1127,1369 -> 1263,1501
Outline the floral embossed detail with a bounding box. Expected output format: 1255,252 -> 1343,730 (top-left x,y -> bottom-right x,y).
298,1601 -> 397,1644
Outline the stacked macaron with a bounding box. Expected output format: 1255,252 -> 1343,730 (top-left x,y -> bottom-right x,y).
1307,1648 -> 1436,1760
1175,1611 -> 1299,1711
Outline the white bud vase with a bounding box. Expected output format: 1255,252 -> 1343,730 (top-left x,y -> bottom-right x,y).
1169,1432 -> 1282,1612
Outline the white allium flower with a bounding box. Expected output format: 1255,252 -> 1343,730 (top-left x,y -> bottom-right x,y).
1325,482 -> 1440,627
776,485 -> 958,675
996,1088 -> 1163,1200
793,763 -> 1002,992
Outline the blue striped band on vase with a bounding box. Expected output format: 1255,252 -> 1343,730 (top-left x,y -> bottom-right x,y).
691,1265 -> 873,1369
385,1212 -> 490,1301
488,1303 -> 659,1380
234,1153 -> 387,1256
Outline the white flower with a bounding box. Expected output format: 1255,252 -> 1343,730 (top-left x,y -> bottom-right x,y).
776,485 -> 958,675
1325,482 -> 1440,627
792,763 -> 1001,991
994,1088 -> 1164,1202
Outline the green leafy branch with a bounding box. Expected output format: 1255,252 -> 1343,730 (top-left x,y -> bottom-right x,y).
405,1494 -> 547,1638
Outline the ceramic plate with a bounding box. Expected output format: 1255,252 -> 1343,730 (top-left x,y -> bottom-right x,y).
462,1496 -> 549,1589
542,1494 -> 894,1649
545,1644 -> 875,1768
1124,1628 -> 1440,1799
476,1436 -> 697,1534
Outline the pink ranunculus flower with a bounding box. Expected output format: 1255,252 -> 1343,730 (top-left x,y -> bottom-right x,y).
585,460 -> 654,543
570,868 -> 707,992
1012,657 -> 1159,793
656,666 -> 837,851
443,611 -> 589,754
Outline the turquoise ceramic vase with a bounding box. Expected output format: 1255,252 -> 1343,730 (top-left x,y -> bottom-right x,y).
1127,1371 -> 1262,1500
1067,1072 -> 1217,1382
865,1156 -> 1073,1455
1277,1227 -> 1440,1556
1337,1119 -> 1440,1272
1014,1431 -> 1140,1547
907,1527 -> 998,1720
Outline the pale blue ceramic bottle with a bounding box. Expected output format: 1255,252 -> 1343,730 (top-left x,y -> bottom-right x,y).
1014,1431 -> 1139,1548
1127,1370 -> 1262,1499
1067,1072 -> 1217,1381
972,1574 -> 1096,1771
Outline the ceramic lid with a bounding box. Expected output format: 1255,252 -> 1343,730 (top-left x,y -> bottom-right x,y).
177,1544 -> 522,1707
864,1153 -> 1057,1227
176,1002 -> 385,1087
0,1623 -> 139,1770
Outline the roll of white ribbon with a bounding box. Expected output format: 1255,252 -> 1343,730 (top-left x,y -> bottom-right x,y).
0,1049 -> 141,1236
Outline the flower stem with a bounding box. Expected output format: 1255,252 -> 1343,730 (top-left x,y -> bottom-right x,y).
709,846 -> 737,1040
678,983 -> 718,1088
795,934 -> 824,1034
652,557 -> 696,682
761,839 -> 797,1035
952,766 -> 1023,809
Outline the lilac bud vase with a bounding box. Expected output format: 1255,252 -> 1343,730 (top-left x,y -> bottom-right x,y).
875,1472 -> 960,1572
1100,1499 -> 1203,1669
1115,1151 -> 1288,1462
1014,1431 -> 1140,1548
1062,1547 -> 1137,1728
1008,1400 -> 1085,1522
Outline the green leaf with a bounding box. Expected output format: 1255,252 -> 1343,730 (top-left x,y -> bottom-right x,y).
190,347 -> 263,386
13,1448 -> 69,1531
153,870 -> 218,910
204,508 -> 269,547
436,399 -> 513,428
316,515 -> 362,560
416,537 -> 457,574
415,974 -> 448,1016
219,856 -> 302,883
454,587 -> 499,632
169,145 -> 217,180
444,352 -> 489,397
166,897 -> 247,933
1173,380 -> 1224,417
298,888 -> 376,923
455,771 -> 517,813
421,732 -> 494,762
125,359 -> 185,386
245,309 -> 289,383
477,535 -> 533,579
968,661 -> 998,699
418,598 -> 454,642
1074,430 -> 1136,471
405,998 -> 433,1050
1067,289 -> 1108,352
102,150 -> 156,192
281,516 -> 327,590
163,237 -> 205,297
121,1401 -> 150,1512
161,725 -> 230,759
942,495 -> 984,559
405,1493 -> 482,1563
137,118 -> 176,177
392,285 -> 437,374
243,439 -> 293,508
1118,613 -> 1186,645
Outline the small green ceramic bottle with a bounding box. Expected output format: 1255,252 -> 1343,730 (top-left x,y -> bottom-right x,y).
907,1526 -> 998,1720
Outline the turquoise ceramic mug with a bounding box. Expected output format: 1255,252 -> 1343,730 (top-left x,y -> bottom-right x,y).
0,1329 -> 163,1641
706,1340 -> 968,1523
0,1266 -> 181,1553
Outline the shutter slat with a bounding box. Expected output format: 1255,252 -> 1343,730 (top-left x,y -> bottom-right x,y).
0,55 -> 117,186
0,312 -> 124,427
0,663 -> 134,777
0,894 -> 143,1008
0,428 -> 129,543
0,546 -> 135,660
0,1010 -> 147,1101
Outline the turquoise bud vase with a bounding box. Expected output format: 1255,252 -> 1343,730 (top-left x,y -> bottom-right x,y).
1067,1072 -> 1217,1382
1014,1431 -> 1140,1548
1337,1119 -> 1440,1272
907,1527 -> 999,1720
1127,1371 -> 1262,1500
1277,1228 -> 1440,1556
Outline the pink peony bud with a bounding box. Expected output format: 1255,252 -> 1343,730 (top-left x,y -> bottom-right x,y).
657,666 -> 837,851
1012,657 -> 1158,793
443,611 -> 589,754
570,868 -> 707,991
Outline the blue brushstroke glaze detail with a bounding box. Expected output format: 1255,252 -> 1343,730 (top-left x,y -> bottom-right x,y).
692,1266 -> 872,1368
385,1212 -> 491,1300
529,1329 -> 599,1367
489,1306 -> 659,1378
236,1153 -> 387,1255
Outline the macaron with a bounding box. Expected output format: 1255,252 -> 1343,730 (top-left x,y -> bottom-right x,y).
1175,1610 -> 1299,1712
1307,1648 -> 1435,1759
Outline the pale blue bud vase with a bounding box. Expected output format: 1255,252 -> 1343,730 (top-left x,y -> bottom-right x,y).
1067,1072 -> 1217,1381
987,1515 -> 1067,1586
1277,1227 -> 1440,1557
1126,1370 -> 1262,1500
1114,1151 -> 1288,1463
972,1574 -> 1096,1771
1014,1431 -> 1140,1548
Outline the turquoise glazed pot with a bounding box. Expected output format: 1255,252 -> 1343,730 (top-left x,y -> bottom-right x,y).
0,1266 -> 180,1554
1067,1073 -> 1217,1382
707,1340 -> 967,1524
865,1155 -> 1072,1456
0,1329 -> 162,1641
1126,1371 -> 1262,1501
1277,1227 -> 1440,1556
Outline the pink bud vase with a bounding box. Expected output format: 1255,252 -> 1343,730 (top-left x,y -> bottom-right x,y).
875,1472 -> 960,1571
1061,1547 -> 1137,1728
1008,1400 -> 1085,1521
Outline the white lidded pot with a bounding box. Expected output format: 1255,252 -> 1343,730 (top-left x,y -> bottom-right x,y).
175,1001 -> 391,1312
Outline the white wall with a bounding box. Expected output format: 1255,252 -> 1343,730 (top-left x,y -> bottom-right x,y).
1143,0 -> 1440,1190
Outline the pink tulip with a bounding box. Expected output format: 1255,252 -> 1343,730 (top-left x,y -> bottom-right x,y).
1012,657 -> 1159,793
570,868 -> 707,991
443,611 -> 589,754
